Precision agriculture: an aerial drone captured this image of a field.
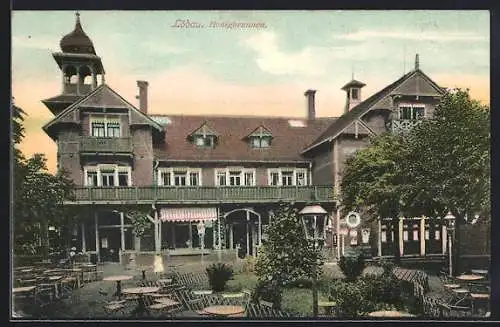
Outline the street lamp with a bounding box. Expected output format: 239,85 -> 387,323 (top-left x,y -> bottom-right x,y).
299,203 -> 328,318
444,211 -> 456,277
197,221 -> 206,266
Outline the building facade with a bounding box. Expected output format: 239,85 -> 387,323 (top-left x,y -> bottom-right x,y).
42,14 -> 451,263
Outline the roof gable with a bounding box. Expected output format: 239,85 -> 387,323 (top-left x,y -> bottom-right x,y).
301,69 -> 445,154
190,122 -> 218,137
43,84 -> 164,137
246,125 -> 273,138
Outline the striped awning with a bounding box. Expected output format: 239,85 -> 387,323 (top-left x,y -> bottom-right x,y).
160,207 -> 217,222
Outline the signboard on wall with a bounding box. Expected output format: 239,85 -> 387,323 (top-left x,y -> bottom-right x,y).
361,228 -> 370,244
349,230 -> 358,245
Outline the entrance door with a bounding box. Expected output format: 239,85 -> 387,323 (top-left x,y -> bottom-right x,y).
99,229 -> 121,262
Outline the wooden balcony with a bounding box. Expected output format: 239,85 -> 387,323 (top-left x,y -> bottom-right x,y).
79,137 -> 133,155
391,119 -> 422,134
66,185 -> 336,205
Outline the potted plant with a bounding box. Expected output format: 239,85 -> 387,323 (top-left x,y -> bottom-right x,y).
206,263 -> 234,292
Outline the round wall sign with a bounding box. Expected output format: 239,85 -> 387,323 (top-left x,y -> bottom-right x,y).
345,212 -> 361,228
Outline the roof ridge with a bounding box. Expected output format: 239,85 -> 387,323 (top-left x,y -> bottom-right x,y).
149,113 -> 338,120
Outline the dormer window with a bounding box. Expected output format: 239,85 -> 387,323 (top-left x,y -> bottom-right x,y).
195,135 -> 215,148
90,116 -> 121,138
189,122 -> 218,148
247,125 -> 273,149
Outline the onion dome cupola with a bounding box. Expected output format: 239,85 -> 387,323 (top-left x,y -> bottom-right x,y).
42,12 -> 106,116
60,12 -> 96,54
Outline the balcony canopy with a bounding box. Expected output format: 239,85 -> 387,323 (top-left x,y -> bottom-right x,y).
160,207 -> 217,222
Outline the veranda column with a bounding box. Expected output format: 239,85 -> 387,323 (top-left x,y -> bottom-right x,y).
229,224 -> 234,250
120,212 -> 125,251
420,216 -> 426,256
377,217 -> 382,257
246,211 -> 250,256
212,221 -> 216,249
258,214 -> 262,246
154,210 -> 161,253
217,210 -> 222,249
81,222 -> 87,253
336,209 -> 341,260
399,217 -> 404,257
94,212 -> 100,263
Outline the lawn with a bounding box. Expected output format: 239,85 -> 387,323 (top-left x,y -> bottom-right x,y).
228,271 -> 330,316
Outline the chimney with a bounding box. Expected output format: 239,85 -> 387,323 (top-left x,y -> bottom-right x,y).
136,80 -> 149,114
415,53 -> 420,70
304,89 -> 316,120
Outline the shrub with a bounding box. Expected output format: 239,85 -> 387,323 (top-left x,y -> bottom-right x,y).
241,255 -> 256,273
327,279 -> 377,318
339,254 -> 365,281
206,263 -> 234,292
251,279 -> 283,309
255,203 -> 323,287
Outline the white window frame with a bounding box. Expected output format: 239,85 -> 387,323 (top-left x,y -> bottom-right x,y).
89,115 -> 122,138
214,167 -> 256,186
83,164 -> 131,187
381,231 -> 387,243
157,168 -> 203,187
398,103 -> 426,120
266,168 -> 309,186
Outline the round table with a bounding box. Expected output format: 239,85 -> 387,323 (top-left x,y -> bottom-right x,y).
203,305 -> 245,317
471,269 -> 488,276
318,301 -> 337,315
456,274 -> 484,281
122,287 -> 160,317
368,310 -> 416,318
103,275 -> 133,299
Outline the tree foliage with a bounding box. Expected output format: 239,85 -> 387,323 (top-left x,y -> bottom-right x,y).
254,202 -> 324,288
12,102 -> 76,256
127,209 -> 153,237
341,89 -> 490,221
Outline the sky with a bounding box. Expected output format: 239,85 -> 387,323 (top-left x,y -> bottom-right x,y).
12,10 -> 490,173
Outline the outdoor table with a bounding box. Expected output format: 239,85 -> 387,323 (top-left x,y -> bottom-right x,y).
13,286 -> 37,306
203,305 -> 246,317
65,268 -> 84,288
47,276 -> 63,298
444,284 -> 461,289
20,268 -> 34,273
122,286 -> 160,317
368,310 -> 416,318
471,269 -> 488,276
193,290 -> 213,295
154,297 -> 180,306
103,275 -> 133,299
318,301 -> 337,315
456,275 -> 484,281
157,278 -> 172,285
135,266 -> 152,280
221,292 -> 245,299
470,293 -> 490,315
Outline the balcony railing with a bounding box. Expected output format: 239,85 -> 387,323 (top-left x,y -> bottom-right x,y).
67,185 -> 336,204
391,119 -> 422,134
80,137 -> 133,154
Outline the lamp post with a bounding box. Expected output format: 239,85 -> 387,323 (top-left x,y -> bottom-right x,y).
444,211 -> 456,277
197,221 -> 206,266
299,203 -> 328,318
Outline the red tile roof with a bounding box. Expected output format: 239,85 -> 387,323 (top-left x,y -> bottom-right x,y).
152,115 -> 336,162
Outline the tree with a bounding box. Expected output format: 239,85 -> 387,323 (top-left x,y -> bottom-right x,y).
12,101 -> 76,257
254,202 -> 323,288
401,89 -> 490,274
340,133 -> 408,261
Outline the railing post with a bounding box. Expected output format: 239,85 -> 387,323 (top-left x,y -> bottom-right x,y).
135,187 -> 139,202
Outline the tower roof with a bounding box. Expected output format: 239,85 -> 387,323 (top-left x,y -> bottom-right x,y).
60,12 -> 96,55
341,79 -> 366,91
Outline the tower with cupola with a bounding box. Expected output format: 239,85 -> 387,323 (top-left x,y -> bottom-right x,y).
42,12 -> 106,115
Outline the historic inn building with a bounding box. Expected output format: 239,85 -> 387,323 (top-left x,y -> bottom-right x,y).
42,14 -> 454,264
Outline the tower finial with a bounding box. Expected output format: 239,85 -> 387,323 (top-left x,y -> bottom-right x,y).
415,53 -> 420,70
